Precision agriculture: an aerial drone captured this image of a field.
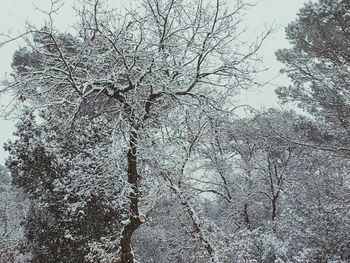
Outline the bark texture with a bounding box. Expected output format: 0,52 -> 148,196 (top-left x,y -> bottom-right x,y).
120,127 -> 143,263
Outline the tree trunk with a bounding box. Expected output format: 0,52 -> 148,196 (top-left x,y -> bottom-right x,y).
179,194 -> 219,263
120,126 -> 143,263
271,195 -> 277,221
243,203 -> 251,230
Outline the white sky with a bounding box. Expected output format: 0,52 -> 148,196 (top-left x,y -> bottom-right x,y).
0,0 -> 308,164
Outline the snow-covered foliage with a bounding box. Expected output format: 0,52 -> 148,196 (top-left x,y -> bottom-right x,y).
2,0 -> 265,261
276,0 -> 350,151
0,166 -> 29,262
1,0 -> 350,262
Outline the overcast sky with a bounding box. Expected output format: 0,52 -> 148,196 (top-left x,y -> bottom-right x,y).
0,0 -> 309,164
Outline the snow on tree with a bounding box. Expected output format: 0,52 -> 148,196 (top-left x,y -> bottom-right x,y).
275,0 -> 350,261
4,109 -> 123,263
1,0 -> 268,262
276,0 -> 350,154
0,165 -> 28,263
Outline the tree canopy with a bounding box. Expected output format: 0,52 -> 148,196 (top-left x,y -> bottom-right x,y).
1,0 -> 350,262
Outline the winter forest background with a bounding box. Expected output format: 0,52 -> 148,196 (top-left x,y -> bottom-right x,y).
0,0 -> 349,262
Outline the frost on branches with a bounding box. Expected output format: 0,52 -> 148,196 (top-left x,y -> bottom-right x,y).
1,0 -> 265,262
276,0 -> 350,153
2,0 -> 349,262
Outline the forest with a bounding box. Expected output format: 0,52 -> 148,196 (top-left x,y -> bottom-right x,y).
0,0 -> 349,262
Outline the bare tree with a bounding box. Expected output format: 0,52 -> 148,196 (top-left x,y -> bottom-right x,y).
1,0 -> 267,262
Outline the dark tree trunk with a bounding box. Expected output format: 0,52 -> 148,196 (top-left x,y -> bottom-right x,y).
271,195 -> 277,221
243,203 -> 251,230
120,126 -> 143,263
